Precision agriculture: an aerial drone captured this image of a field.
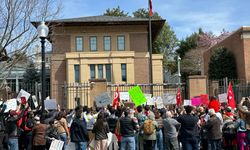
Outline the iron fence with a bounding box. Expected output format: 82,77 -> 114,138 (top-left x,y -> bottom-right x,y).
107,83 -> 186,101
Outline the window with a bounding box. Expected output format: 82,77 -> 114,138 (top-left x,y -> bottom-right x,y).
75,37 -> 83,51
104,36 -> 111,51
90,36 -> 97,51
74,65 -> 80,82
117,36 -> 125,51
105,64 -> 111,82
98,64 -> 103,79
121,64 -> 127,82
90,64 -> 96,79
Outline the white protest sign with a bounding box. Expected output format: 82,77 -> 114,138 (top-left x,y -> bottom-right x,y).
4,99 -> 17,112
146,96 -> 155,105
95,92 -> 112,107
218,93 -> 227,103
119,92 -> 130,101
16,89 -> 31,102
32,95 -> 38,108
44,99 -> 57,110
163,93 -> 176,105
144,94 -> 152,105
49,139 -> 64,150
156,96 -> 164,109
183,99 -> 191,106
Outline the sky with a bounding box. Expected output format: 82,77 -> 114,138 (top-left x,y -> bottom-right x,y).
60,0 -> 250,39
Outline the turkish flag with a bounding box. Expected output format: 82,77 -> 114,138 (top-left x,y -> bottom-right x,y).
227,81 -> 236,109
149,0 -> 153,17
176,87 -> 182,106
112,87 -> 120,109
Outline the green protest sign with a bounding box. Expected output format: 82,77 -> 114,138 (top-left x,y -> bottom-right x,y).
128,86 -> 146,107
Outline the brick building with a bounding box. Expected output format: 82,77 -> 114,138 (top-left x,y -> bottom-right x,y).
33,16 -> 165,108
203,26 -> 250,83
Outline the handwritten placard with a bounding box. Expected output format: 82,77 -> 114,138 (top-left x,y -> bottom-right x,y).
119,92 -> 130,101
4,99 -> 17,112
191,97 -> 202,106
163,93 -> 176,105
155,97 -> 164,109
16,89 -> 30,102
95,92 -> 112,107
49,139 -> 64,150
32,95 -> 38,108
44,99 -> 57,110
128,86 -> 146,107
218,93 -> 227,103
183,99 -> 191,106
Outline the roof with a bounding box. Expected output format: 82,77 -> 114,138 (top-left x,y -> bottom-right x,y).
31,15 -> 165,42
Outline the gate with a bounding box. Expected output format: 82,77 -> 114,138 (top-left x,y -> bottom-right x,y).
208,77 -> 250,103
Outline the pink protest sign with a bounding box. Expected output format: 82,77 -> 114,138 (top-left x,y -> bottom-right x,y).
200,94 -> 209,106
191,97 -> 202,106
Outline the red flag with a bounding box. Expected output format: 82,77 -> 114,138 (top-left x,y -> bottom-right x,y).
112,87 -> 120,109
227,81 -> 236,109
176,87 -> 182,106
149,0 -> 153,17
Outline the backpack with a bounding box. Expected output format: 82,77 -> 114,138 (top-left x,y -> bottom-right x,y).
143,120 -> 154,135
222,121 -> 237,136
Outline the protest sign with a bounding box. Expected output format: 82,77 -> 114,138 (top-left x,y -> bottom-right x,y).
44,99 -> 57,110
218,93 -> 227,103
191,97 -> 202,106
155,97 -> 164,109
49,139 -> 64,150
4,99 -> 17,112
16,89 -> 30,102
119,92 -> 130,101
162,93 -> 176,105
95,92 -> 112,107
200,94 -> 209,106
128,86 -> 146,107
146,97 -> 155,105
32,95 -> 38,108
183,100 -> 191,106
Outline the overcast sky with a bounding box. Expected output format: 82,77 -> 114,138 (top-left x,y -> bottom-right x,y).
60,0 -> 250,39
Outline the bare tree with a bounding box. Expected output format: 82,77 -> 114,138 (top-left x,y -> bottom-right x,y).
0,0 -> 62,89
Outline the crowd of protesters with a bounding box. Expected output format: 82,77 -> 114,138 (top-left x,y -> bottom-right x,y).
0,95 -> 250,150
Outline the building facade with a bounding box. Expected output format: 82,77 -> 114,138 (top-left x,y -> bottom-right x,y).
34,16 -> 165,108
203,26 -> 250,83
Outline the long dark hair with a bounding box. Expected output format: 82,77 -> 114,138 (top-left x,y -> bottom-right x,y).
94,112 -> 106,130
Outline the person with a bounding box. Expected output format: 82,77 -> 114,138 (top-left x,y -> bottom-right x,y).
54,111 -> 70,150
0,99 -> 7,149
92,112 -> 110,150
70,106 -> 89,150
235,106 -> 249,150
222,107 -> 236,150
154,109 -> 164,150
163,111 -> 181,150
208,96 -> 220,113
135,105 -> 147,150
205,109 -> 222,150
6,110 -> 19,150
177,105 -> 199,150
119,108 -> 138,150
142,112 -> 158,150
32,116 -> 48,150
107,107 -> 119,150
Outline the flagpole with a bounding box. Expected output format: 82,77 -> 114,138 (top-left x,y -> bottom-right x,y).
148,0 -> 153,95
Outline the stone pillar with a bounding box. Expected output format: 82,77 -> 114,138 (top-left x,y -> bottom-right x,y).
188,75 -> 208,99
89,79 -> 107,107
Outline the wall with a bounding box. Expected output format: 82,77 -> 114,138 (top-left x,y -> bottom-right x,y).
188,75 -> 208,99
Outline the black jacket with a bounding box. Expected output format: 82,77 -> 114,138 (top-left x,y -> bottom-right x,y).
107,115 -> 118,133
120,116 -> 136,137
92,120 -> 109,140
177,114 -> 199,138
70,118 -> 89,142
